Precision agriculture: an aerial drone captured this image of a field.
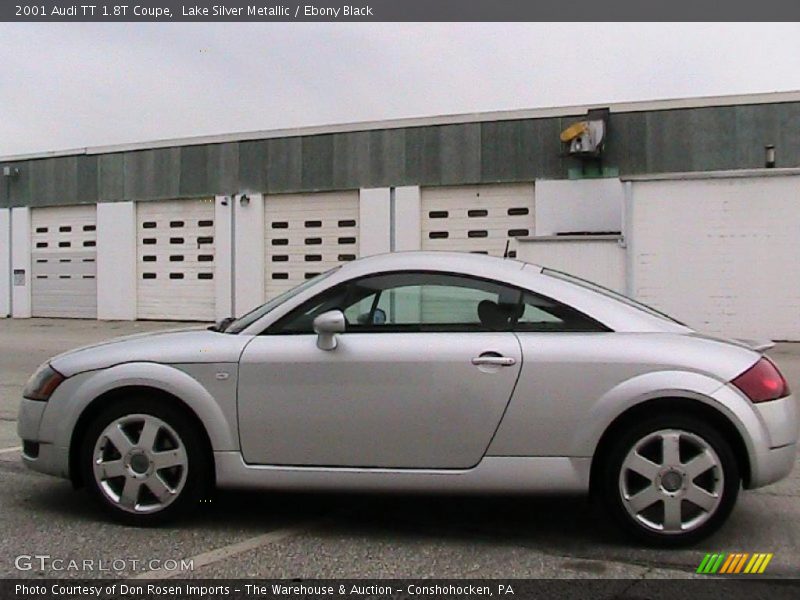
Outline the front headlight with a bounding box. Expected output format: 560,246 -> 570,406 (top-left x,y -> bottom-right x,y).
23,363 -> 65,401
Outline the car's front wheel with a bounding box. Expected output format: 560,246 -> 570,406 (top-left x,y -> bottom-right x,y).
80,398 -> 208,525
600,414 -> 740,546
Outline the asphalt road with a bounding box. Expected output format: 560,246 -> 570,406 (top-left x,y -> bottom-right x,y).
0,318 -> 798,580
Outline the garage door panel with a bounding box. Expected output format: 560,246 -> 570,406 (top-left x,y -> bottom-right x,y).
421,183 -> 534,258
31,206 -> 97,318
265,191 -> 359,299
137,199 -> 216,321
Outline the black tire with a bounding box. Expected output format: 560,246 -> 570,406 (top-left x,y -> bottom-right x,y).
80,397 -> 209,526
599,413 -> 740,547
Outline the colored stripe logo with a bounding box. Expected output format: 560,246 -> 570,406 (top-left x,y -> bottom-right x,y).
697,552 -> 773,574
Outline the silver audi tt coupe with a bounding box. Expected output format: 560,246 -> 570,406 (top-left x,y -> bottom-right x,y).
18,252 -> 799,545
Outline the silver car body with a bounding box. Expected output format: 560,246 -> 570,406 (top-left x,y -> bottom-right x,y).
18,252 -> 799,494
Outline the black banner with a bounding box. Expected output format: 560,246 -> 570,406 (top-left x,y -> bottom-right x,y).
4,0 -> 800,22
4,579 -> 800,600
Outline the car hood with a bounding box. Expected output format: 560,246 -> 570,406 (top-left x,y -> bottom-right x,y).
49,328 -> 251,377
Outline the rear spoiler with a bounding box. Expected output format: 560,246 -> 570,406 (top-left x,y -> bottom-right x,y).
734,338 -> 776,352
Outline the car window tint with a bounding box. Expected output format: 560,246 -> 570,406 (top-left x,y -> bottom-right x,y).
345,272 -> 519,332
270,271 -> 521,333
514,291 -> 607,332
269,271 -> 609,334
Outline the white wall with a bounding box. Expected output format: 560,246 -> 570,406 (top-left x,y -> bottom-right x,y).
96,202 -> 136,320
233,193 -> 265,317
10,207 -> 31,318
214,196 -> 233,320
359,188 -> 391,256
0,209 -> 9,317
394,186 -> 421,251
535,178 -> 623,236
629,174 -> 800,340
517,236 -> 626,293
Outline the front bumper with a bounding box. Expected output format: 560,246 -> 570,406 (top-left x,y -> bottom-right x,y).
17,397 -> 70,479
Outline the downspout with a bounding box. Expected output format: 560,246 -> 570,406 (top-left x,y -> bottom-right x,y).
389,187 -> 396,319
230,195 -> 236,317
5,173 -> 11,317
622,181 -> 634,298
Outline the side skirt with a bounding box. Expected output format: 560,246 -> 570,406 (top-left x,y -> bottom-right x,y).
214,454 -> 591,494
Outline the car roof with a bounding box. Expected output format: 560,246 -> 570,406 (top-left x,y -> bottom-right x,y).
237,250 -> 690,335
335,250 -> 542,279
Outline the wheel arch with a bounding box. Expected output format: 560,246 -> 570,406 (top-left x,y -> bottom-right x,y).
68,385 -> 215,490
588,396 -> 752,496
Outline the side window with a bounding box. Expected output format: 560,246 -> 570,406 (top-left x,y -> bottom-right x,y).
267,271 -> 608,334
344,272 -> 520,332
269,271 -> 521,333
515,291 -> 607,332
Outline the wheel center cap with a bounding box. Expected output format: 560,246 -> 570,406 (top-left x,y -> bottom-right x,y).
661,470 -> 683,492
129,452 -> 151,474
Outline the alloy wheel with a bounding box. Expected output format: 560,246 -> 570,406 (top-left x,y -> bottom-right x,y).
92,414 -> 188,514
618,429 -> 724,534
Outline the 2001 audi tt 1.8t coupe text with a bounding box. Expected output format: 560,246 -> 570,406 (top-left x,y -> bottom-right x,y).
18,252 -> 799,545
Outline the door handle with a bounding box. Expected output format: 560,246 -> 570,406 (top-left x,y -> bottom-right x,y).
471,356 -> 516,367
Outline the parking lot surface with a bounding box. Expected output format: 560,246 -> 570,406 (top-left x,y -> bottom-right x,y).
1,318 -> 798,580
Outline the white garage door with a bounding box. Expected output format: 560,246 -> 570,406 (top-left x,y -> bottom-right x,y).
31,205 -> 97,318
264,191 -> 359,299
631,176 -> 800,340
136,199 -> 216,321
421,183 -> 534,257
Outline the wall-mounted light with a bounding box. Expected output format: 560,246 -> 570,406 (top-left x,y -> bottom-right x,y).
765,145 -> 776,168
239,194 -> 250,206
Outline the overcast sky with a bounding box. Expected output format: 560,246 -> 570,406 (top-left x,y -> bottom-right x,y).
2,22 -> 800,157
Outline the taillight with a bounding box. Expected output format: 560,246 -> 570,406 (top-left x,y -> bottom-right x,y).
731,357 -> 790,403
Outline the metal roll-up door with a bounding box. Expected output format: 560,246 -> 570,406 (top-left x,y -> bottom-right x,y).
264,191 -> 359,299
31,205 -> 97,318
136,199 -> 216,321
421,183 -> 535,257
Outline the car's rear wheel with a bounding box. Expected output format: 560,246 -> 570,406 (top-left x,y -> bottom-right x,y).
600,414 -> 740,546
80,398 -> 207,525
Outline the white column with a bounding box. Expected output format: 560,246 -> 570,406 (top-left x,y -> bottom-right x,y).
0,209 -> 9,317
11,207 -> 31,318
233,193 -> 265,316
214,195 -> 233,320
394,186 -> 421,251
359,187 -> 391,256
96,202 -> 136,320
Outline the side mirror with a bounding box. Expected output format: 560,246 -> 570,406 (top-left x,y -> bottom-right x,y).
313,309 -> 346,351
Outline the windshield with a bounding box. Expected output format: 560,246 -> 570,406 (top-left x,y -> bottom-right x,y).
542,268 -> 685,326
224,268 -> 340,334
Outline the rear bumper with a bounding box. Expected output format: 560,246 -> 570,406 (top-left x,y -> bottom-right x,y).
709,386 -> 798,489
750,393 -> 799,487
752,443 -> 797,488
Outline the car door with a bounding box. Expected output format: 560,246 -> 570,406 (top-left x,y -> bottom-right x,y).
237,271 -> 523,469
487,289 -> 618,457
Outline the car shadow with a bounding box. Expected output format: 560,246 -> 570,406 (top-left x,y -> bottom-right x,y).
201,489 -> 620,550
22,481 -> 786,575
22,478 -> 614,547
